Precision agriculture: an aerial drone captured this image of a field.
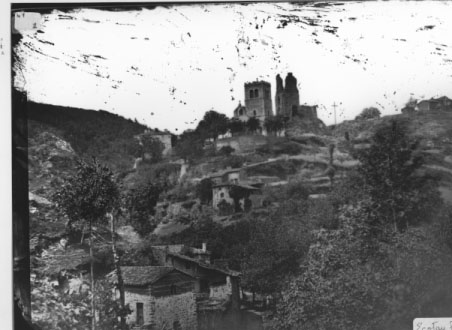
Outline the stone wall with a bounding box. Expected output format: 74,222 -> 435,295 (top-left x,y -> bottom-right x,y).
216,135 -> 268,154
124,286 -> 153,327
209,278 -> 232,301
152,292 -> 198,330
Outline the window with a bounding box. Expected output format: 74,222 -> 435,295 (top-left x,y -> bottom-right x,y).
255,89 -> 259,97
239,109 -> 243,116
220,192 -> 224,198
136,303 -> 144,326
250,90 -> 254,98
253,110 -> 257,117
170,284 -> 177,294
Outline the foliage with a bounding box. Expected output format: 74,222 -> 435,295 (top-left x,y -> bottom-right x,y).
228,118 -> 246,135
229,185 -> 252,213
246,117 -> 261,134
223,155 -> 245,169
140,134 -> 164,164
174,131 -> 204,163
94,280 -> 132,330
355,107 -> 381,120
273,202 -> 452,330
356,120 -> 441,231
27,102 -> 147,172
53,158 -> 119,231
218,145 -> 235,156
241,214 -> 309,297
31,275 -> 91,330
218,199 -> 234,215
264,115 -> 286,135
124,182 -> 163,237
196,178 -> 213,205
196,110 -> 229,141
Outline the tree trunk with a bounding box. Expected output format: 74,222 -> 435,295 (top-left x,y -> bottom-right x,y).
89,219 -> 96,330
108,212 -> 127,330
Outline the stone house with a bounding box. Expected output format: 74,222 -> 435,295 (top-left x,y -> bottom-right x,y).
151,245 -> 241,310
111,266 -> 198,330
208,167 -> 242,185
212,182 -> 260,212
417,96 -> 452,112
206,167 -> 262,212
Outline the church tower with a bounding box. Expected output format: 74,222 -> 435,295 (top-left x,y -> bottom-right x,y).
244,80 -> 273,122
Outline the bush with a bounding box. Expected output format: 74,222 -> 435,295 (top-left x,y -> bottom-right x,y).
355,107 -> 381,121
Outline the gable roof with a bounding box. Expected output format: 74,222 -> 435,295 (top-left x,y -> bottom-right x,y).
110,266 -> 175,286
167,252 -> 241,277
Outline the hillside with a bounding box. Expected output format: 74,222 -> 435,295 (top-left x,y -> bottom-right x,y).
333,110 -> 452,204
27,102 -> 149,172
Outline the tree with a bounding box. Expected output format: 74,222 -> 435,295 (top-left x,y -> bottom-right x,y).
246,117 -> 261,134
196,110 -> 229,144
54,158 -> 119,330
140,134 -> 164,163
264,115 -> 285,136
355,107 -> 381,120
356,120 -> 440,231
174,131 -> 204,163
124,182 -> 163,237
228,118 -> 246,136
196,178 -> 213,205
241,213 -> 309,301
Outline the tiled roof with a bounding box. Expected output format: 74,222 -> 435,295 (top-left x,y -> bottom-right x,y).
110,266 -> 174,286
168,252 -> 241,277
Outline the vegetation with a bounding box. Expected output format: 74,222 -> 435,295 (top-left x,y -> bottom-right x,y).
271,119 -> 451,330
27,102 -> 148,172
246,117 -> 261,134
196,110 -> 229,144
355,107 -> 381,120
53,158 -> 121,330
124,182 -> 163,237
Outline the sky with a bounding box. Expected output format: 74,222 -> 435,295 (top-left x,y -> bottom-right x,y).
13,1 -> 452,133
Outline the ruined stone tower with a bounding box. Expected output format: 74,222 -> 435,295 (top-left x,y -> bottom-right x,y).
243,80 -> 273,122
275,73 -> 300,118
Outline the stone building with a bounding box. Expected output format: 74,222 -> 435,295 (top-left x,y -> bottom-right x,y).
205,167 -> 261,212
275,73 -> 300,118
233,80 -> 273,124
151,244 -> 241,310
417,96 -> 452,112
232,73 -> 318,127
110,266 -> 198,330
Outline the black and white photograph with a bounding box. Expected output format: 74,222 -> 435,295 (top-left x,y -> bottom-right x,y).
8,1 -> 452,329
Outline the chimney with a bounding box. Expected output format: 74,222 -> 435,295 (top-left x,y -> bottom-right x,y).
202,242 -> 207,252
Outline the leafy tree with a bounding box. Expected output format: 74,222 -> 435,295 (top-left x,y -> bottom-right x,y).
140,134 -> 164,163
218,145 -> 235,156
355,107 -> 381,120
124,182 -> 163,237
53,158 -> 119,330
241,214 -> 309,301
246,117 -> 261,134
264,115 -> 286,136
356,120 -> 440,231
196,110 -> 229,144
174,131 -> 204,163
228,118 -> 246,136
196,178 -> 213,205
